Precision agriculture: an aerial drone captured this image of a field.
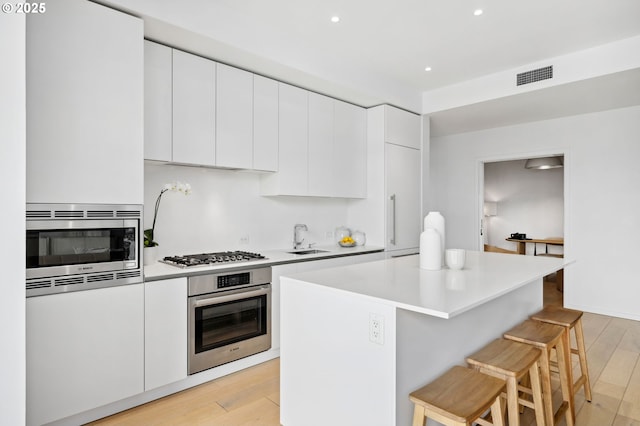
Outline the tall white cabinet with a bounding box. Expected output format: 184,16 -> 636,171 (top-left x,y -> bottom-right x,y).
347,105 -> 421,255
26,0 -> 143,204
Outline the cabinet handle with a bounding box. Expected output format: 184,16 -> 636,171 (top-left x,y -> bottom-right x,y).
389,194 -> 396,245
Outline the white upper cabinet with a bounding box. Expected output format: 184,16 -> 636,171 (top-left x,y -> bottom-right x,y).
308,92 -> 334,196
384,105 -> 421,149
26,0 -> 144,204
263,83 -> 309,195
216,63 -> 253,169
253,75 -> 279,172
334,100 -> 367,198
144,41 -> 172,162
172,50 -> 216,166
261,86 -> 367,198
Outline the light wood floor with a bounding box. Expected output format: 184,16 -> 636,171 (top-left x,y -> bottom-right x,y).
90,277 -> 640,426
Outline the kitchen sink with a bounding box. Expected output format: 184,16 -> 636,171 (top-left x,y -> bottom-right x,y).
287,249 -> 330,255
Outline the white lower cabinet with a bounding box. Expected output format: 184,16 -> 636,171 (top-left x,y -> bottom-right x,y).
26,284 -> 144,426
144,278 -> 188,391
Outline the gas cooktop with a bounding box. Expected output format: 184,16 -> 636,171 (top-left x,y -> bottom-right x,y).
161,251 -> 266,268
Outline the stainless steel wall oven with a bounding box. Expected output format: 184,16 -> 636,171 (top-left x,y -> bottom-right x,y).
188,267 -> 271,375
26,203 -> 142,297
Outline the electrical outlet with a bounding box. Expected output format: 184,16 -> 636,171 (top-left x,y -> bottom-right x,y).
325,231 -> 334,239
239,235 -> 250,244
369,313 -> 384,345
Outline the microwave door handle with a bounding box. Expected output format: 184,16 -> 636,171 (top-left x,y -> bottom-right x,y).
194,286 -> 269,307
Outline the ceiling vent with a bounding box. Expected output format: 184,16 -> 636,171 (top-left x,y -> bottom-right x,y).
517,65 -> 553,86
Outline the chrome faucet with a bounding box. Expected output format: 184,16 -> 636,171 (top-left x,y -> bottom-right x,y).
293,224 -> 308,249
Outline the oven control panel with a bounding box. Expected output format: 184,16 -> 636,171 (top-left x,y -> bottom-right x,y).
218,272 -> 250,289
188,266 -> 272,296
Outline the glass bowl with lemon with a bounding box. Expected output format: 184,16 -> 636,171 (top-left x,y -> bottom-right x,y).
338,236 -> 356,247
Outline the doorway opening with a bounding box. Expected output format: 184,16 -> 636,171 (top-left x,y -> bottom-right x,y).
480,155 -> 565,307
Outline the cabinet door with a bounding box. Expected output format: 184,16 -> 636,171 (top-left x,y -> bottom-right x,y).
216,63 -> 253,169
253,75 -> 279,172
386,143 -> 421,251
334,101 -> 367,198
144,41 -> 172,161
144,278 -> 188,391
384,105 -> 421,149
172,50 -> 216,166
26,285 -> 144,426
277,83 -> 308,195
308,92 -> 334,196
26,0 -> 143,204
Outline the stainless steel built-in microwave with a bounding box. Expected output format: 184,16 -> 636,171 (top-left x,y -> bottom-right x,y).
26,203 -> 143,297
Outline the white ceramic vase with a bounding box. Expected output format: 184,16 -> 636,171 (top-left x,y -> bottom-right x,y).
424,212 -> 445,265
420,228 -> 442,270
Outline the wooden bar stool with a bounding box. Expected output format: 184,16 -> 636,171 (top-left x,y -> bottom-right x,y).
466,339 -> 545,426
504,320 -> 575,426
409,366 -> 505,426
531,306 -> 592,402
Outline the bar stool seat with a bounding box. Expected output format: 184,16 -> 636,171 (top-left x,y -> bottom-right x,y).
466,339 -> 545,426
531,306 -> 592,402
504,319 -> 575,426
409,365 -> 505,426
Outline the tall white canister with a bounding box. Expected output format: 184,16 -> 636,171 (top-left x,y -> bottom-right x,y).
424,212 -> 445,265
420,228 -> 442,270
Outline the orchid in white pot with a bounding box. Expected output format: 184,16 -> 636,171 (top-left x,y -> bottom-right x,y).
144,181 -> 191,248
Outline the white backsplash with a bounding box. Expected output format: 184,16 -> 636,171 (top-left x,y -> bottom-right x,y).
144,162 -> 353,257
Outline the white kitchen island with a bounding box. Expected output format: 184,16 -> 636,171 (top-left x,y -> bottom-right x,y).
280,251 -> 566,426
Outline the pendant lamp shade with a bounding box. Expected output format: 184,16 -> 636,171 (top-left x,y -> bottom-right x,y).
524,156 -> 563,170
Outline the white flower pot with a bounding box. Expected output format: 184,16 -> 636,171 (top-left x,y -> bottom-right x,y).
144,246 -> 159,266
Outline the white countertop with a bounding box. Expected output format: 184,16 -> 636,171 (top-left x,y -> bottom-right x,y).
143,245 -> 385,281
283,251 -> 567,319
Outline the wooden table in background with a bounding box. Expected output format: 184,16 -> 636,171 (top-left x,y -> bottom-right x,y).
506,238 -> 564,291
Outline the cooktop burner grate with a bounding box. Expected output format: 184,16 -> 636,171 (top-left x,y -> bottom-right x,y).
160,251 -> 266,268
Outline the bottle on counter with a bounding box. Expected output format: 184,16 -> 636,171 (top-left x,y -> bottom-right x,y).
424,212 -> 445,266
420,228 -> 442,270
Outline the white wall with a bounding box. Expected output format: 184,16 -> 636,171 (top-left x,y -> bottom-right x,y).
484,159 -> 564,254
144,163 -> 359,257
0,13 -> 26,425
430,105 -> 640,320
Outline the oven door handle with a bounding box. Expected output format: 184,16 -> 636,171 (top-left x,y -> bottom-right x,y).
194,286 -> 270,307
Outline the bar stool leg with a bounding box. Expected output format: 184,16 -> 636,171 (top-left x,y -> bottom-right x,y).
556,336 -> 575,426
574,319 -> 593,401
538,349 -> 555,426
505,376 -> 519,426
528,362 -> 545,426
412,405 -> 426,426
490,396 -> 505,426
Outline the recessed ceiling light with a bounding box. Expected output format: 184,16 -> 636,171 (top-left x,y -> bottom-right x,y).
424,67 -> 432,72
473,9 -> 483,16
331,16 -> 340,23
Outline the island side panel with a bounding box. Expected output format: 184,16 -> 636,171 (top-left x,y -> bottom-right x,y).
280,277 -> 397,426
395,278 -> 543,426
